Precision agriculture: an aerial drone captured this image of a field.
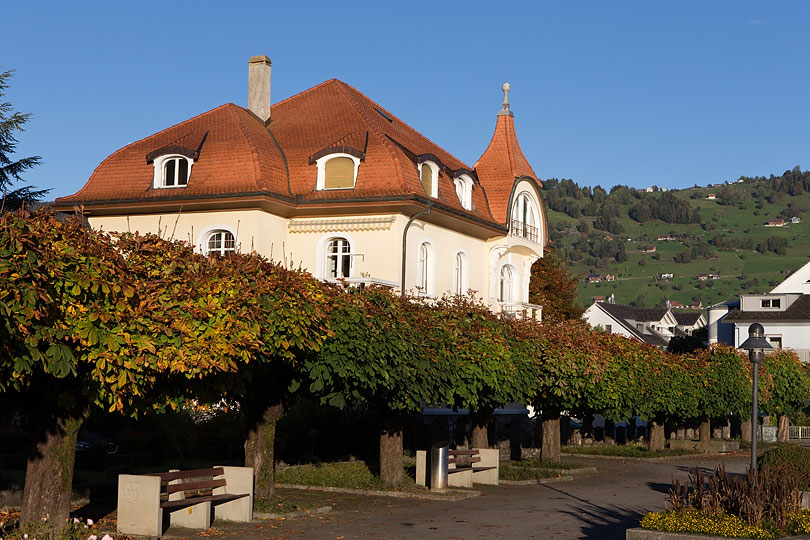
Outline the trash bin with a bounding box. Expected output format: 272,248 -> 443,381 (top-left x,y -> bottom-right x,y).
429,441 -> 449,491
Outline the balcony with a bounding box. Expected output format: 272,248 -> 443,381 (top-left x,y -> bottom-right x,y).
498,302 -> 542,321
510,220 -> 539,243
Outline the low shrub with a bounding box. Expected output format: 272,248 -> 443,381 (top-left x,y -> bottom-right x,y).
641,509 -> 773,539
562,444 -> 697,458
275,460 -> 398,490
1,517 -> 112,540
499,466 -> 560,481
506,459 -> 587,470
758,444 -> 810,490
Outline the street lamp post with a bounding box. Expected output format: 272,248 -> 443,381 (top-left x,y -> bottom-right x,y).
739,322 -> 773,476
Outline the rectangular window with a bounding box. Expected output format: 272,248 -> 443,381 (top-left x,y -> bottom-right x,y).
767,336 -> 782,349
772,299 -> 781,309
761,299 -> 771,308
605,325 -> 612,334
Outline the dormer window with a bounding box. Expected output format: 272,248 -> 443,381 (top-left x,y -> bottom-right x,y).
454,174 -> 473,210
146,132 -> 207,190
315,153 -> 361,190
152,155 -> 192,188
418,161 -> 439,198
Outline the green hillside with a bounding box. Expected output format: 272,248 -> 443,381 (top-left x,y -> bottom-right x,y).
542,168 -> 810,308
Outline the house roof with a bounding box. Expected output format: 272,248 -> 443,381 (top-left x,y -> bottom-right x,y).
673,312 -> 703,326
55,79 -> 538,230
724,295 -> 810,322
597,302 -> 669,323
590,302 -> 669,346
473,111 -> 538,223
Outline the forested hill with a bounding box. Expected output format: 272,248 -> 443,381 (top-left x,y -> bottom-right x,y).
543,166 -> 810,308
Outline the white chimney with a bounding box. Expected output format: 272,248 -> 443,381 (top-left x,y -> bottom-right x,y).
248,55 -> 272,122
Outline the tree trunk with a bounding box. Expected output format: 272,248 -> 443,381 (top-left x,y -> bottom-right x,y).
470,409 -> 492,449
741,416 -> 752,444
777,415 -> 789,442
699,415 -> 711,442
379,422 -> 403,486
541,410 -> 561,463
649,416 -> 666,452
21,414 -> 83,529
244,402 -> 284,499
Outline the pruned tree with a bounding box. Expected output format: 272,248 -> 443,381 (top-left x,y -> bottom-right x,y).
529,248 -> 583,323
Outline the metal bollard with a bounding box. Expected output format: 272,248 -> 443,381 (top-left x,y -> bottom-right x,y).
429,441 -> 449,491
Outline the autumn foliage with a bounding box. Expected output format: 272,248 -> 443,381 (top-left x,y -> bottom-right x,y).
3,211 -> 810,523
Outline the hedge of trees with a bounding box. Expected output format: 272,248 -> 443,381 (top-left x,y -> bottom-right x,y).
3,211 -> 810,532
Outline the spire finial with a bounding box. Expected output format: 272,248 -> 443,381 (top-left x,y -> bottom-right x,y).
498,82 -> 514,117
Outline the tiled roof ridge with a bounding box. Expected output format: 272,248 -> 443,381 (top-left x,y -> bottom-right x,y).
333,79 -> 475,172
271,78 -> 340,109
56,103 -> 237,203
333,80 -> 409,193
230,106 -> 266,191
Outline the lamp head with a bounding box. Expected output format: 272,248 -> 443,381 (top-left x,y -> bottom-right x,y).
739,322 -> 773,355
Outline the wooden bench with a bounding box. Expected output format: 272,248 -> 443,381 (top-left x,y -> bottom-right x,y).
117,466 -> 253,537
415,448 -> 499,488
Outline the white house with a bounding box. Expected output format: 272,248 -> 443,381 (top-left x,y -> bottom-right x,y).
708,261 -> 810,363
582,303 -> 675,347
53,56 -> 546,318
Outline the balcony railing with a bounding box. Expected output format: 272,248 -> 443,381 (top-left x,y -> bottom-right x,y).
498,301 -> 542,321
511,220 -> 539,243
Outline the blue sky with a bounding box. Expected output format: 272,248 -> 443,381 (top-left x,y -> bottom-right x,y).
5,1 -> 809,199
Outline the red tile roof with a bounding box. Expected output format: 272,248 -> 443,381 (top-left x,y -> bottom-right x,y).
474,113 -> 538,224
56,79 -> 540,228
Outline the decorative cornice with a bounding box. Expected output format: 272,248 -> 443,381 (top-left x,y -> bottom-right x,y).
288,216 -> 395,233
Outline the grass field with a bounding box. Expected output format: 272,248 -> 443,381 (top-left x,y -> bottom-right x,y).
547,181 -> 810,307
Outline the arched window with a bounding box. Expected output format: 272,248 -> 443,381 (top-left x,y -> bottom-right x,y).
511,192 -> 539,242
327,238 -> 352,278
153,155 -> 192,188
419,161 -> 438,198
453,251 -> 467,296
454,175 -> 473,210
499,265 -> 514,303
323,157 -> 355,189
205,230 -> 236,256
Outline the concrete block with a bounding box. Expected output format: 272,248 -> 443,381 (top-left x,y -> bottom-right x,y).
448,467 -> 473,488
472,448 -> 499,485
117,474 -> 162,537
213,466 -> 253,522
169,501 -> 212,529
415,451 -> 427,487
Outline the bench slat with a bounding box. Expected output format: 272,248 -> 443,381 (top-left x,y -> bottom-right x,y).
165,478 -> 227,494
448,450 -> 478,455
160,492 -> 248,510
147,467 -> 225,482
449,457 -> 481,465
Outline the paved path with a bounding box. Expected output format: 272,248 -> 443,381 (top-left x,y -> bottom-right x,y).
167,455 -> 748,540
